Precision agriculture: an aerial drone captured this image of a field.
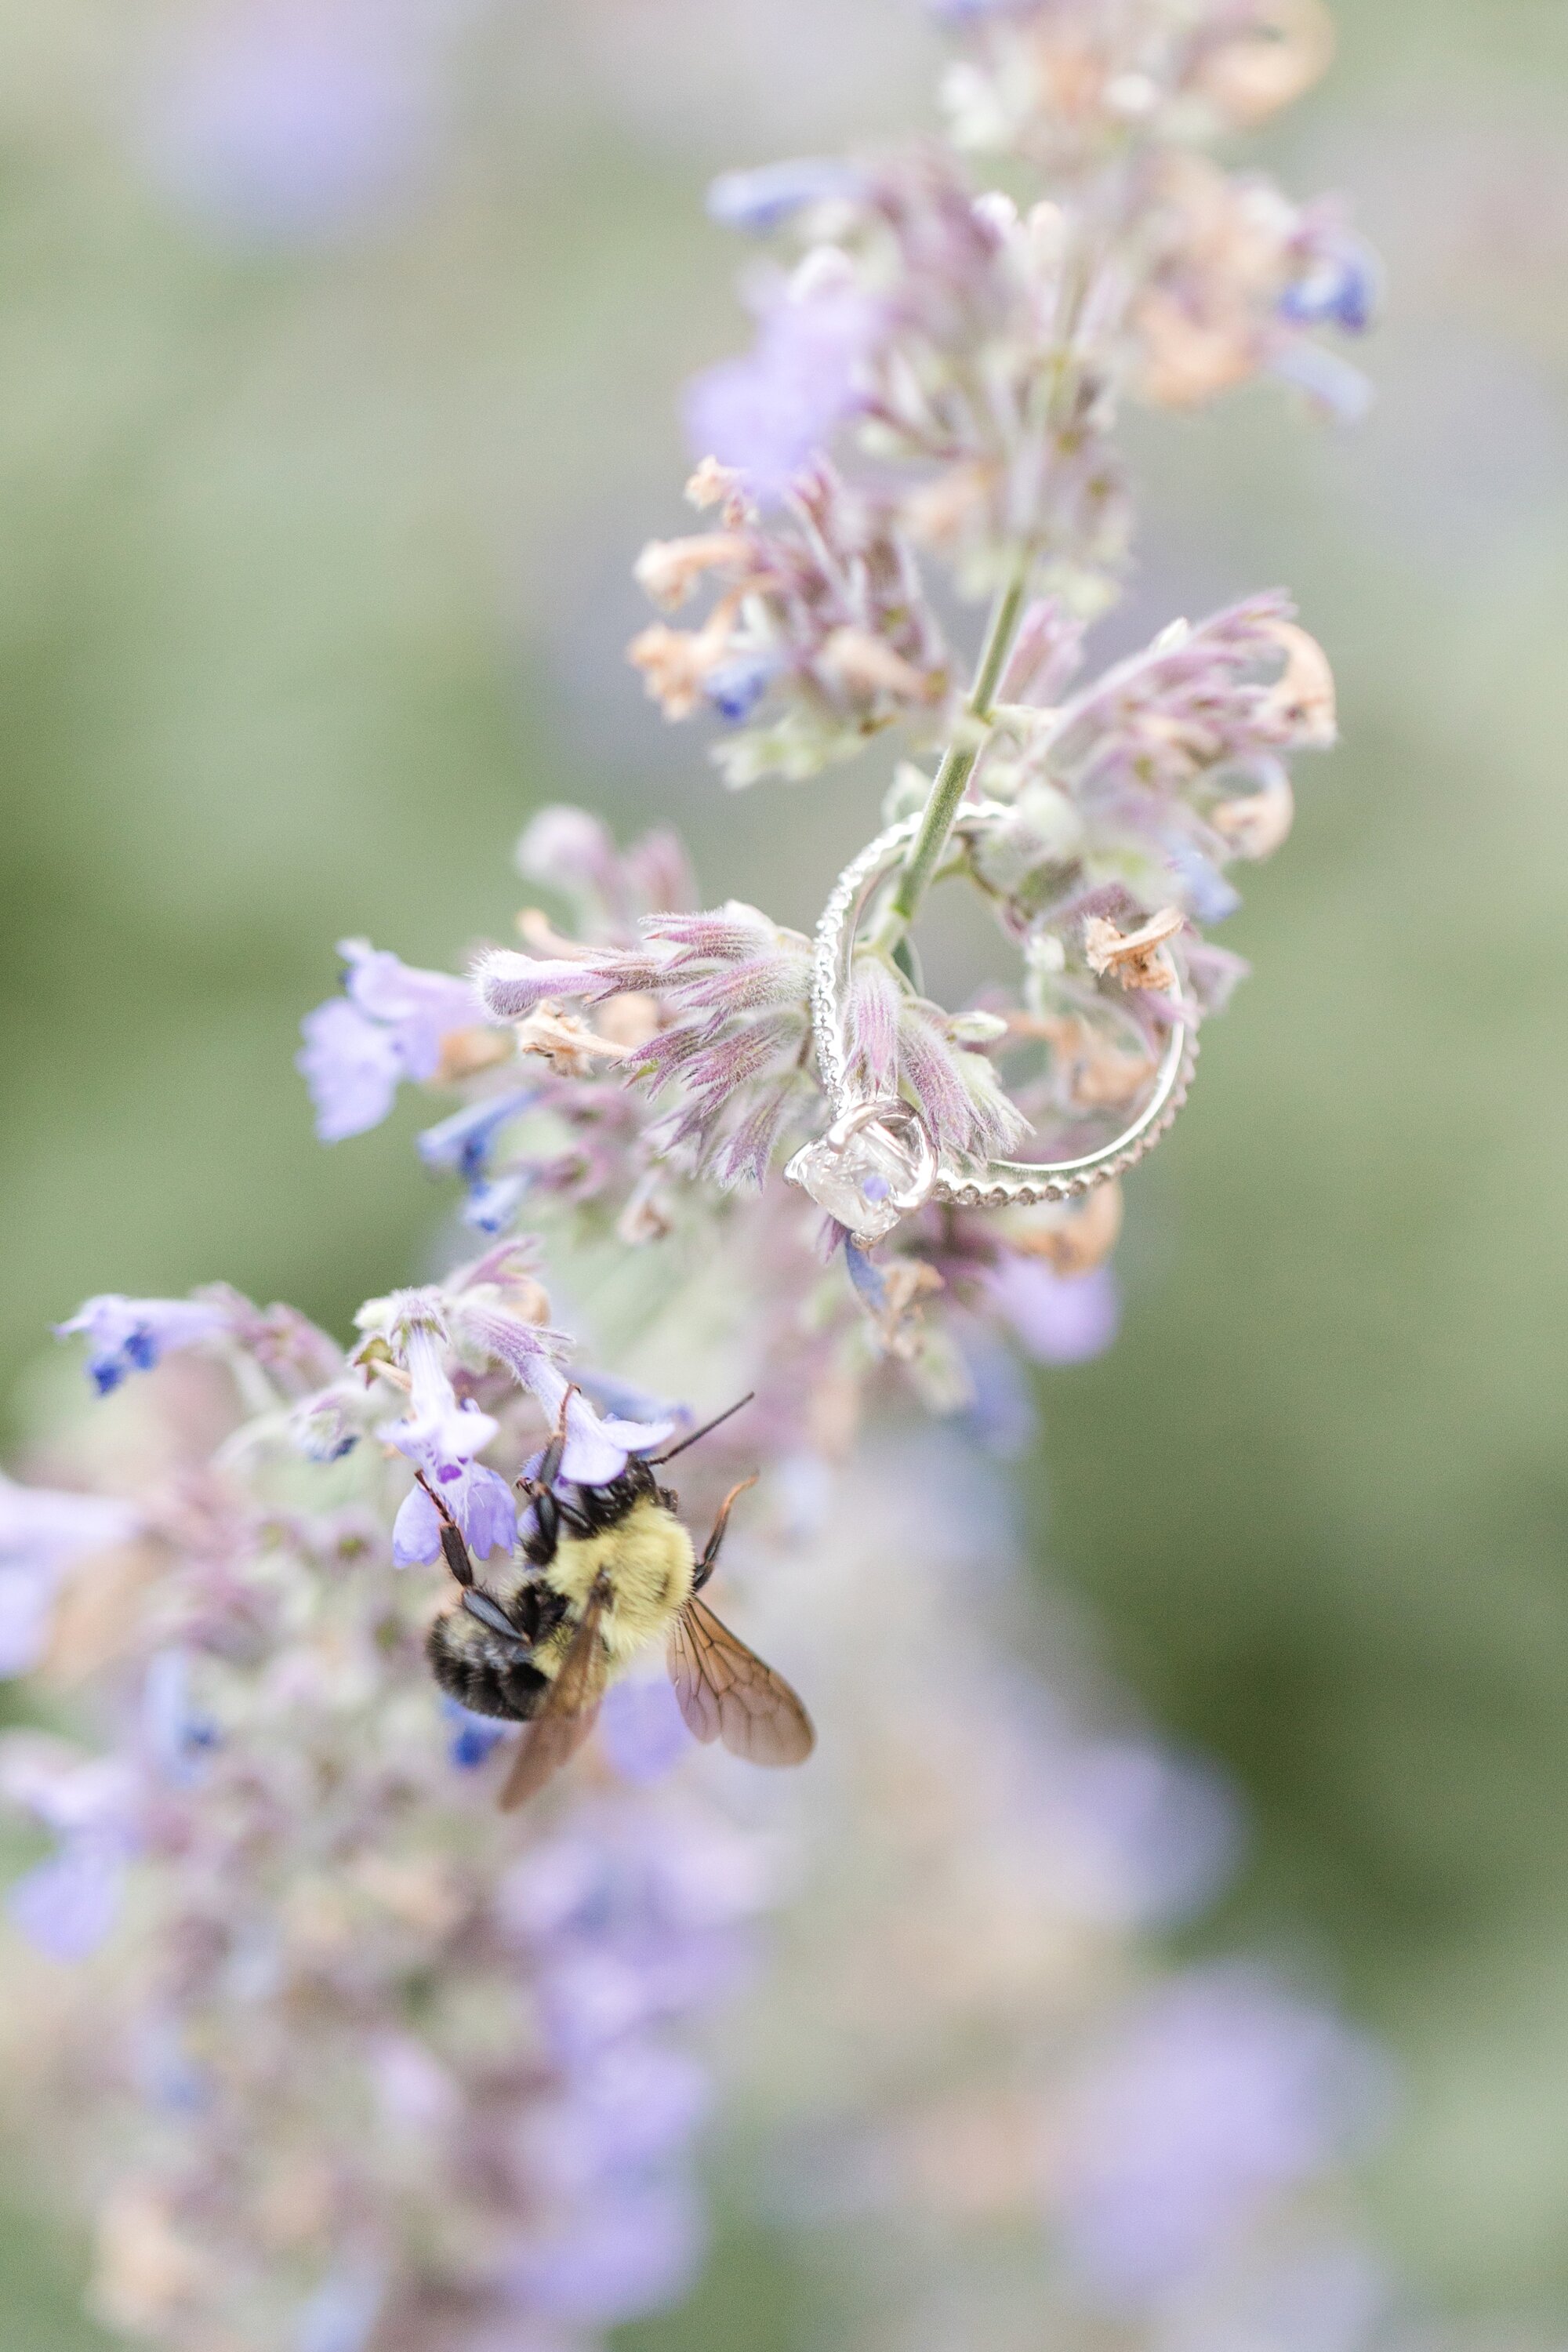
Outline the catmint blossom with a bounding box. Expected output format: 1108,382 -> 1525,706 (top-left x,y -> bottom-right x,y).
54,1293 -> 233,1393
298,939 -> 487,1142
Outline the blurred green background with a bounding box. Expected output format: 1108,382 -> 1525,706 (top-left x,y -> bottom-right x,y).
2,0 -> 1567,2337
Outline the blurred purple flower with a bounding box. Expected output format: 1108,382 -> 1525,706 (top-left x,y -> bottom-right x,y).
441,1697 -> 510,1771
988,1257 -> 1120,1364
504,2175 -> 705,2328
0,1475 -> 137,1676
0,1740 -> 139,1962
1058,1967 -> 1388,2303
142,1650 -> 221,1788
143,0 -> 463,246
518,2040 -> 710,2195
294,2259 -> 385,2352
299,940 -> 482,1143
55,1294 -> 230,1396
9,1838 -> 129,1963
706,158 -> 866,235
1047,1739 -> 1243,1929
601,1675 -> 692,1786
416,1091 -> 536,1181
684,274 -> 882,504
296,1001 -> 405,1145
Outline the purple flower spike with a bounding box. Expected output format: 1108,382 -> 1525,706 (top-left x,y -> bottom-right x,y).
684,274 -> 881,504
989,1258 -> 1120,1365
55,1294 -> 230,1396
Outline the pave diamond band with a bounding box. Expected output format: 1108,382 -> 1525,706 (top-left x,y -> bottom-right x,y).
783,800 -> 1197,1240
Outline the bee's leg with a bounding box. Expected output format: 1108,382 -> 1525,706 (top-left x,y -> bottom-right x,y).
515,1384 -> 581,1564
415,1470 -> 477,1591
461,1588 -> 533,1657
691,1475 -> 759,1594
535,1382 -> 579,1493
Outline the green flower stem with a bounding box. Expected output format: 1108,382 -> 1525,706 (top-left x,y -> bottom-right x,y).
868,554 -> 1032,956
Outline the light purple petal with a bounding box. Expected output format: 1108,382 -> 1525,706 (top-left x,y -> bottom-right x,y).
339,940 -> 481,1080
0,1566 -> 59,1678
601,1676 -> 691,1787
989,1258 -> 1120,1365
470,947 -> 623,1021
391,1482 -> 443,1570
684,283 -> 881,503
503,2176 -> 705,2328
55,1295 -> 232,1395
297,998 -> 404,1142
9,1838 -> 126,1962
0,1475 -> 136,1576
393,1461 -> 516,1569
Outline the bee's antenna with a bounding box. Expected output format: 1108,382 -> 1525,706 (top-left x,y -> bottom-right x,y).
647,1391 -> 756,1465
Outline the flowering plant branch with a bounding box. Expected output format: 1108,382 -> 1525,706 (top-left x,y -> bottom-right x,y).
0,4 -> 1380,2347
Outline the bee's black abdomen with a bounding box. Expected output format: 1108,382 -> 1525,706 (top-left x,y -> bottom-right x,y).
426,1618 -> 550,1722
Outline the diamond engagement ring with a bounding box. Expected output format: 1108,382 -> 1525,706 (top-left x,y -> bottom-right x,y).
784,800 -> 1198,1245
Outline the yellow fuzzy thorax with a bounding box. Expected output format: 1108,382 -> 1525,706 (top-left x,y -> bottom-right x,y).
536,1498 -> 695,1675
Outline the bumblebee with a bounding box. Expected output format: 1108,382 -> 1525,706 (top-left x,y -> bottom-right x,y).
423,1391 -> 815,1807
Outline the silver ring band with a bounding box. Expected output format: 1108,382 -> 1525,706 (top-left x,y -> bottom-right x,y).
787,800 -> 1197,1229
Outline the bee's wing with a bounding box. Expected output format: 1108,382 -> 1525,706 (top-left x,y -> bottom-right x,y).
498,1585 -> 610,1811
667,1597 -> 815,1768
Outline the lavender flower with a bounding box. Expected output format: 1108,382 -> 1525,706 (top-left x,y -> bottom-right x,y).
54,1293 -> 232,1394
0,1475 -> 137,1676
143,0 -> 464,245
298,939 -> 485,1142
1058,1968 -> 1385,2303
684,263 -> 883,504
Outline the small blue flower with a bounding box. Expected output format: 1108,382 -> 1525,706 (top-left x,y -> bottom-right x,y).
143,1650 -> 221,1788
463,1171 -> 531,1235
1166,846 -> 1242,926
1279,234 -> 1379,336
441,1698 -> 509,1773
702,653 -> 779,724
55,1295 -> 230,1396
391,1461 -> 517,1571
706,158 -> 865,236
416,1090 -> 537,1181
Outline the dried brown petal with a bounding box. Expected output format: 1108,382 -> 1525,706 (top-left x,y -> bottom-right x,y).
1261,619 -> 1336,748
514,1004 -> 630,1078
1211,768 -> 1296,859
1083,906 -> 1185,990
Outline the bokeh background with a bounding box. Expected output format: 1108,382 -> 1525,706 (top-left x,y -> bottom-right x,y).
2,0 -> 1566,2337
